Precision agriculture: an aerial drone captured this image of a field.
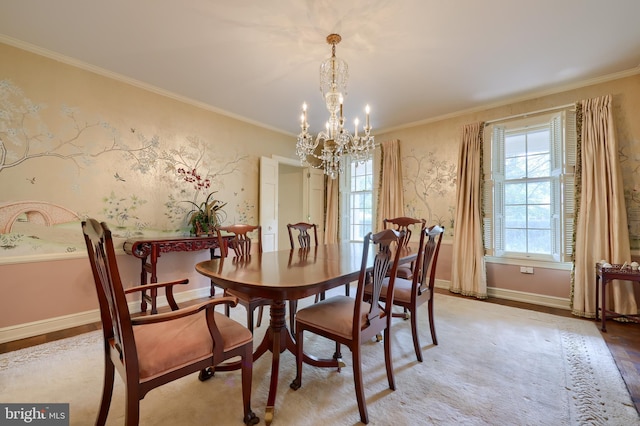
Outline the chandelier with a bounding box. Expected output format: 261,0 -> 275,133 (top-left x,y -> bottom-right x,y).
296,34 -> 375,179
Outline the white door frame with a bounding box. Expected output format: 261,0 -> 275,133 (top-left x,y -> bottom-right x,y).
261,156 -> 325,250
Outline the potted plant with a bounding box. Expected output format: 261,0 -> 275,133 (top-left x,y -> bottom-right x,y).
184,191 -> 227,236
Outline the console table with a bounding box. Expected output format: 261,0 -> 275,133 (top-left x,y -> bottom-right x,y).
123,235 -> 230,314
595,263 -> 640,331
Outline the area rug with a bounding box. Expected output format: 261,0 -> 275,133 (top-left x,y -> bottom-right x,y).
1,293 -> 638,425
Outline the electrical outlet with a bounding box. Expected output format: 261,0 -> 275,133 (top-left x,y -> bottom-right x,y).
520,266 -> 534,274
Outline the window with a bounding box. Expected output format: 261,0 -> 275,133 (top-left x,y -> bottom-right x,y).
483,109 -> 576,264
340,157 -> 374,242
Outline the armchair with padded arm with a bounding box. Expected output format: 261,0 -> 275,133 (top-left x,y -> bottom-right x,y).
82,219 -> 258,425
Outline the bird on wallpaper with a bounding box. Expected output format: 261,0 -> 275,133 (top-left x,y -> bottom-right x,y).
26,177 -> 36,184
114,172 -> 125,182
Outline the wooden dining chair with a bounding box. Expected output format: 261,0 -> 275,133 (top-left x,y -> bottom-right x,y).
285,222 -> 320,333
291,229 -> 405,425
383,217 -> 427,280
287,222 -> 318,249
216,224 -> 270,333
369,225 -> 445,362
82,219 -> 258,426
288,221 -> 351,299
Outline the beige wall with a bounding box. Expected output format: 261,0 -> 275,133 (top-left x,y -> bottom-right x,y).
0,43 -> 296,332
2,40 -> 640,338
378,72 -> 640,303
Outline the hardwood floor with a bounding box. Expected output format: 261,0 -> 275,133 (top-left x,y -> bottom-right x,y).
2,290 -> 639,415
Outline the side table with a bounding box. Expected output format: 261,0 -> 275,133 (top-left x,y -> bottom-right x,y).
123,235 -> 230,314
595,263 -> 640,331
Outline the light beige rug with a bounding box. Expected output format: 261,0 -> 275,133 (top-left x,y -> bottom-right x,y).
1,293 -> 638,425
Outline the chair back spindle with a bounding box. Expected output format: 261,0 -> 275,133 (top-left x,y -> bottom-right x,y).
417,225 -> 445,295
217,224 -> 262,257
287,222 -> 318,249
383,217 -> 426,248
83,219 -> 135,364
357,229 -> 405,330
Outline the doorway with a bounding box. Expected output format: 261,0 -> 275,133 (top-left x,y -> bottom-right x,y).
260,156 -> 324,251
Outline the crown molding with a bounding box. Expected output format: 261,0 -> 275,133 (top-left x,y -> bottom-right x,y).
3,34 -> 638,138
0,35 -> 290,136
378,67 -> 640,134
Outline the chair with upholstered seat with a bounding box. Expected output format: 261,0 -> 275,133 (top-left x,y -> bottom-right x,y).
369,224 -> 445,362
216,224 -> 270,333
382,217 -> 426,280
82,219 -> 258,426
290,229 -> 405,424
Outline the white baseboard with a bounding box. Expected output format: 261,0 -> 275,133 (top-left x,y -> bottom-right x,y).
0,287 -> 211,344
435,279 -> 570,310
486,287 -> 571,310
2,282 -> 570,344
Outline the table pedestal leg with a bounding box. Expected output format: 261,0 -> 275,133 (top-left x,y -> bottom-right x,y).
264,300 -> 295,424
216,298 -> 342,425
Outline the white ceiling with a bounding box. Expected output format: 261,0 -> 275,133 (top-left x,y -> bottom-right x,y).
1,0 -> 639,136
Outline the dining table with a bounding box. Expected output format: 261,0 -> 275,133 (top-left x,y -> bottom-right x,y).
195,241 -> 418,424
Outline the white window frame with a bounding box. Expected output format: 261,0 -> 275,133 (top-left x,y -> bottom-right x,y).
483,109 -> 576,269
339,156 -> 375,242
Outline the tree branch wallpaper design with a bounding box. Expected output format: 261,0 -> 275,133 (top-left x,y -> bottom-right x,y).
402,148 -> 457,235
0,77 -> 258,260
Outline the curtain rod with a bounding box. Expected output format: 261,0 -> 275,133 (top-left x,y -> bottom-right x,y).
484,102 -> 576,125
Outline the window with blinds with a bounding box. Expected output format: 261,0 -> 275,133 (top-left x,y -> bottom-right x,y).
483,108 -> 576,264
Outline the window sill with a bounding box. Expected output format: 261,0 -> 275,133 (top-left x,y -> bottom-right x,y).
485,256 -> 572,271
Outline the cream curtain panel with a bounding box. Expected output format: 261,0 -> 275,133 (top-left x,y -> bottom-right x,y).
450,122 -> 487,298
572,95 -> 637,317
376,139 -> 405,231
324,175 -> 339,244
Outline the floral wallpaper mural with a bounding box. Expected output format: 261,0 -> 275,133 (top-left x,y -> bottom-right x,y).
0,73 -> 268,261
619,145 -> 640,251
402,148 -> 457,236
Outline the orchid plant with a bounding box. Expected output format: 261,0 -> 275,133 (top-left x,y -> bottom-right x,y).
184,191 -> 227,235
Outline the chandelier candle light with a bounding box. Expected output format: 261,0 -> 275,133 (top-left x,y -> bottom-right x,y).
296,34 -> 375,179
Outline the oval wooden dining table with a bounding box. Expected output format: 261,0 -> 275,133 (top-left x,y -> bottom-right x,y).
195,242 -> 417,424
